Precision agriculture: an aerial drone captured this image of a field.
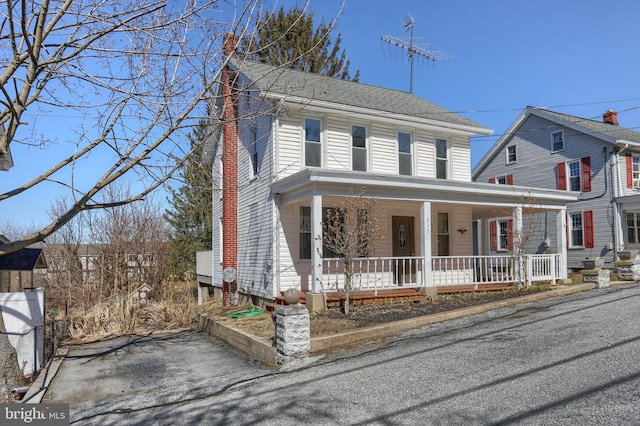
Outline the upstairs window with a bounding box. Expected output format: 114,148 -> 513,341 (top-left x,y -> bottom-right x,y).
304,117 -> 322,167
436,138 -> 448,179
506,145 -> 517,164
626,154 -> 640,189
568,160 -> 581,191
398,131 -> 412,176
351,125 -> 367,171
552,130 -> 564,152
557,157 -> 591,192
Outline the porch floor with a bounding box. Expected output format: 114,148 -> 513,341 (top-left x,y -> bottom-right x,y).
267,283 -> 515,311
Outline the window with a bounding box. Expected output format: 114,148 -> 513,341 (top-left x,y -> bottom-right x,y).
489,174 -> 513,185
627,212 -> 640,244
633,156 -> 640,189
552,130 -> 564,152
398,132 -> 412,175
299,206 -> 370,260
568,160 -> 581,191
351,125 -> 367,171
437,212 -> 450,256
490,219 -> 512,251
436,138 -> 448,179
304,117 -> 322,167
250,128 -> 259,178
568,210 -> 594,248
299,206 -> 312,259
506,145 -> 517,164
557,157 -> 591,192
569,212 -> 584,247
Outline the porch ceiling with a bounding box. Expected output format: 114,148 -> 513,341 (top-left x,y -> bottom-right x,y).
271,169 -> 578,211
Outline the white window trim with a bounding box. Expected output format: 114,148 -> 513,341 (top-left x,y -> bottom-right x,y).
397,129 -> 414,176
551,130 -> 565,153
506,145 -> 517,164
626,211 -> 640,244
496,218 -> 510,252
568,211 -> 585,249
632,155 -> 640,189
350,122 -> 369,172
303,116 -> 325,168
567,159 -> 582,192
435,137 -> 449,180
249,127 -> 259,181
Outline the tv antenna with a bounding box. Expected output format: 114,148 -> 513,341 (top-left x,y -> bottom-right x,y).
381,14 -> 447,93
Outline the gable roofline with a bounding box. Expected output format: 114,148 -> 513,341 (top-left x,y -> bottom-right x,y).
229,59 -> 493,136
472,106 -> 640,179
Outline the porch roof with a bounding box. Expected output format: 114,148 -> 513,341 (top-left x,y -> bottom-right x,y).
271,169 -> 578,213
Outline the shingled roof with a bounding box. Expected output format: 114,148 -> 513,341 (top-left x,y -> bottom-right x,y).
229,59 -> 490,133
0,248 -> 47,271
531,107 -> 640,143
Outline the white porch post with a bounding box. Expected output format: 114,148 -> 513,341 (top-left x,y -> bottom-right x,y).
420,201 -> 432,286
557,208 -> 568,279
310,194 -> 323,293
513,206 -> 524,286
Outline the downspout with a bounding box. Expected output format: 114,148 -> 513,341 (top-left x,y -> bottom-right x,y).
273,111 -> 281,297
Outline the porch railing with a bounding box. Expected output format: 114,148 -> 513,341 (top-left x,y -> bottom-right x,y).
321,253 -> 563,292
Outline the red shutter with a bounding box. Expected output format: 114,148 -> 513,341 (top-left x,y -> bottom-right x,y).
507,219 -> 514,250
490,221 -> 497,251
557,162 -> 567,190
584,211 -> 594,248
581,157 -> 591,192
489,177 -> 496,184
627,154 -> 634,188
506,174 -> 514,185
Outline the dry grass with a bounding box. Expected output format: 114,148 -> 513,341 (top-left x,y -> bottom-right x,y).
67,281 -> 199,342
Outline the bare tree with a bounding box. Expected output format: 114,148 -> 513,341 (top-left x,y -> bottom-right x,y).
322,187 -> 384,313
0,0 -> 276,255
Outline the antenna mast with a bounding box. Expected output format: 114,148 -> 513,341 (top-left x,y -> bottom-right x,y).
381,15 -> 446,93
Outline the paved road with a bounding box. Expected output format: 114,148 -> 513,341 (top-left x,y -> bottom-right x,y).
49,284 -> 640,425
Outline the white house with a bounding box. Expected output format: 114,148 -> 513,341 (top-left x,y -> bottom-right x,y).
203,35 -> 578,309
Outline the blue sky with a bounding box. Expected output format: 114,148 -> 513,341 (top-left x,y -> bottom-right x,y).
4,0 -> 640,231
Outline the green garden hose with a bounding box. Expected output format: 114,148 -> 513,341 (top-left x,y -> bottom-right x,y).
227,307 -> 266,318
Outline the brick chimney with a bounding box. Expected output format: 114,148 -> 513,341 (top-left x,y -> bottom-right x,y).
223,33 -> 240,55
221,33 -> 239,306
603,110 -> 618,126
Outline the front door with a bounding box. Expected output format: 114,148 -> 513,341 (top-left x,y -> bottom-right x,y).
392,216 -> 416,284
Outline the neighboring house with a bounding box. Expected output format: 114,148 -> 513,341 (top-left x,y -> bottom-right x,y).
208,34 -> 577,308
472,107 -> 640,270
